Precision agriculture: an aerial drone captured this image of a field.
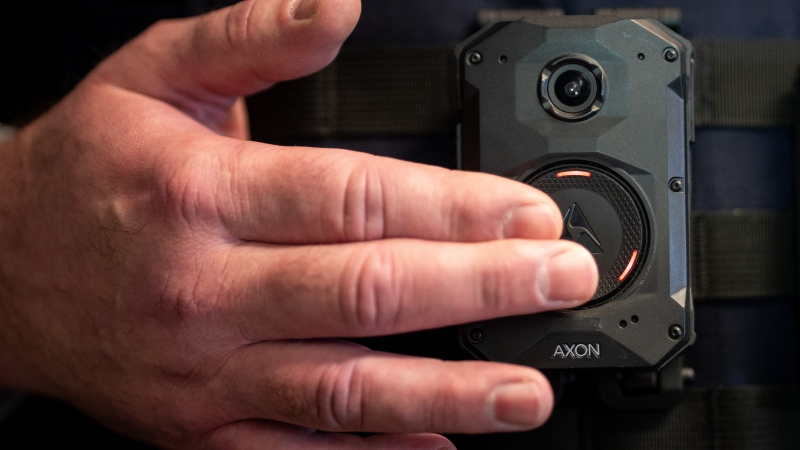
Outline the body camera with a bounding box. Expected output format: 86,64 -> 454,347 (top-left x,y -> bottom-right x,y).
458,16 -> 694,369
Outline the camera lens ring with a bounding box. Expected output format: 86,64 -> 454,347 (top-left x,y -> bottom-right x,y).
540,55 -> 606,121
548,65 -> 597,113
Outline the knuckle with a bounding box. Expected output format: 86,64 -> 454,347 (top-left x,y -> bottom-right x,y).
341,164 -> 387,241
340,249 -> 403,334
153,267 -> 208,324
315,360 -> 368,431
156,153 -> 224,232
476,243 -> 518,312
221,0 -> 258,53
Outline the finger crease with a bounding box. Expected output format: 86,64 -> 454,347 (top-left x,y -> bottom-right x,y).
318,361 -> 362,431
342,165 -> 387,242
224,0 -> 255,54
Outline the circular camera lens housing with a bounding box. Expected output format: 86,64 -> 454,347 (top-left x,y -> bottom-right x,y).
540,55 -> 606,121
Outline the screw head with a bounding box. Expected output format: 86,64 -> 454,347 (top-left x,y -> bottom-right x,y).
669,178 -> 684,192
663,47 -> 679,62
669,325 -> 684,340
468,328 -> 485,344
468,51 -> 483,65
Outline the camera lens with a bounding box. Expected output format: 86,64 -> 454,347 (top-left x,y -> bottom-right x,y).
540,55 -> 605,121
554,70 -> 592,107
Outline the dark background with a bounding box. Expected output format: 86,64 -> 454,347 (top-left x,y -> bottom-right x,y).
0,0 -> 798,447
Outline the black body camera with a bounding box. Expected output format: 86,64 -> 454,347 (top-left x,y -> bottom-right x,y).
457,16 -> 694,370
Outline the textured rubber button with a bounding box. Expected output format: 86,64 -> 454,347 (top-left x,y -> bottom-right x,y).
524,163 -> 648,307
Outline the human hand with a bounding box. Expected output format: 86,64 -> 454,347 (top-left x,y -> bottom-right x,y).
0,0 -> 597,448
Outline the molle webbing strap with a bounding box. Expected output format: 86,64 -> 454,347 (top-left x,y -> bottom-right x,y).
247,41 -> 800,141
585,386 -> 800,449
692,211 -> 796,299
694,41 -> 800,128
247,48 -> 457,142
450,385 -> 800,450
590,385 -> 800,449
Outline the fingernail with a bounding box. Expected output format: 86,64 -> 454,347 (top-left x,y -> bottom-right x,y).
487,382 -> 549,428
503,203 -> 559,239
539,247 -> 598,303
292,0 -> 319,20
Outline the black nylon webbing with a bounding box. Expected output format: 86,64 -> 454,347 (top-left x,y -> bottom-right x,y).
695,41 -> 800,128
692,211 -> 796,299
247,41 -> 800,141
247,48 -> 457,142
449,385 -> 800,450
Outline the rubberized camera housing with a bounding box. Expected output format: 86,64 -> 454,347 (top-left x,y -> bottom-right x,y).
457,16 -> 694,369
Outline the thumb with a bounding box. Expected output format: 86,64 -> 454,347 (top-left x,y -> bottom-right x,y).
93,0 -> 361,102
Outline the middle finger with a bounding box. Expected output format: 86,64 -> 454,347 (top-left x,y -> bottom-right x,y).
214,238 -> 596,341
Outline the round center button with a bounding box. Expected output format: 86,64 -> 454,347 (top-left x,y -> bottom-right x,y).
523,163 -> 648,307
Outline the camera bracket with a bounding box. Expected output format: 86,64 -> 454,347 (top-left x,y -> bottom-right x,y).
595,356 -> 691,410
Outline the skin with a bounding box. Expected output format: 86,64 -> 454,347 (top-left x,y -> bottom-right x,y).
0,0 -> 598,449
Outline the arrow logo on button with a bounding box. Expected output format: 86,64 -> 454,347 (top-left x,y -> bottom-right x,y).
563,203 -> 603,254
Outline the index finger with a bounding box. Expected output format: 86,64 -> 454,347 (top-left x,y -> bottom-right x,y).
209,142 -> 562,244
